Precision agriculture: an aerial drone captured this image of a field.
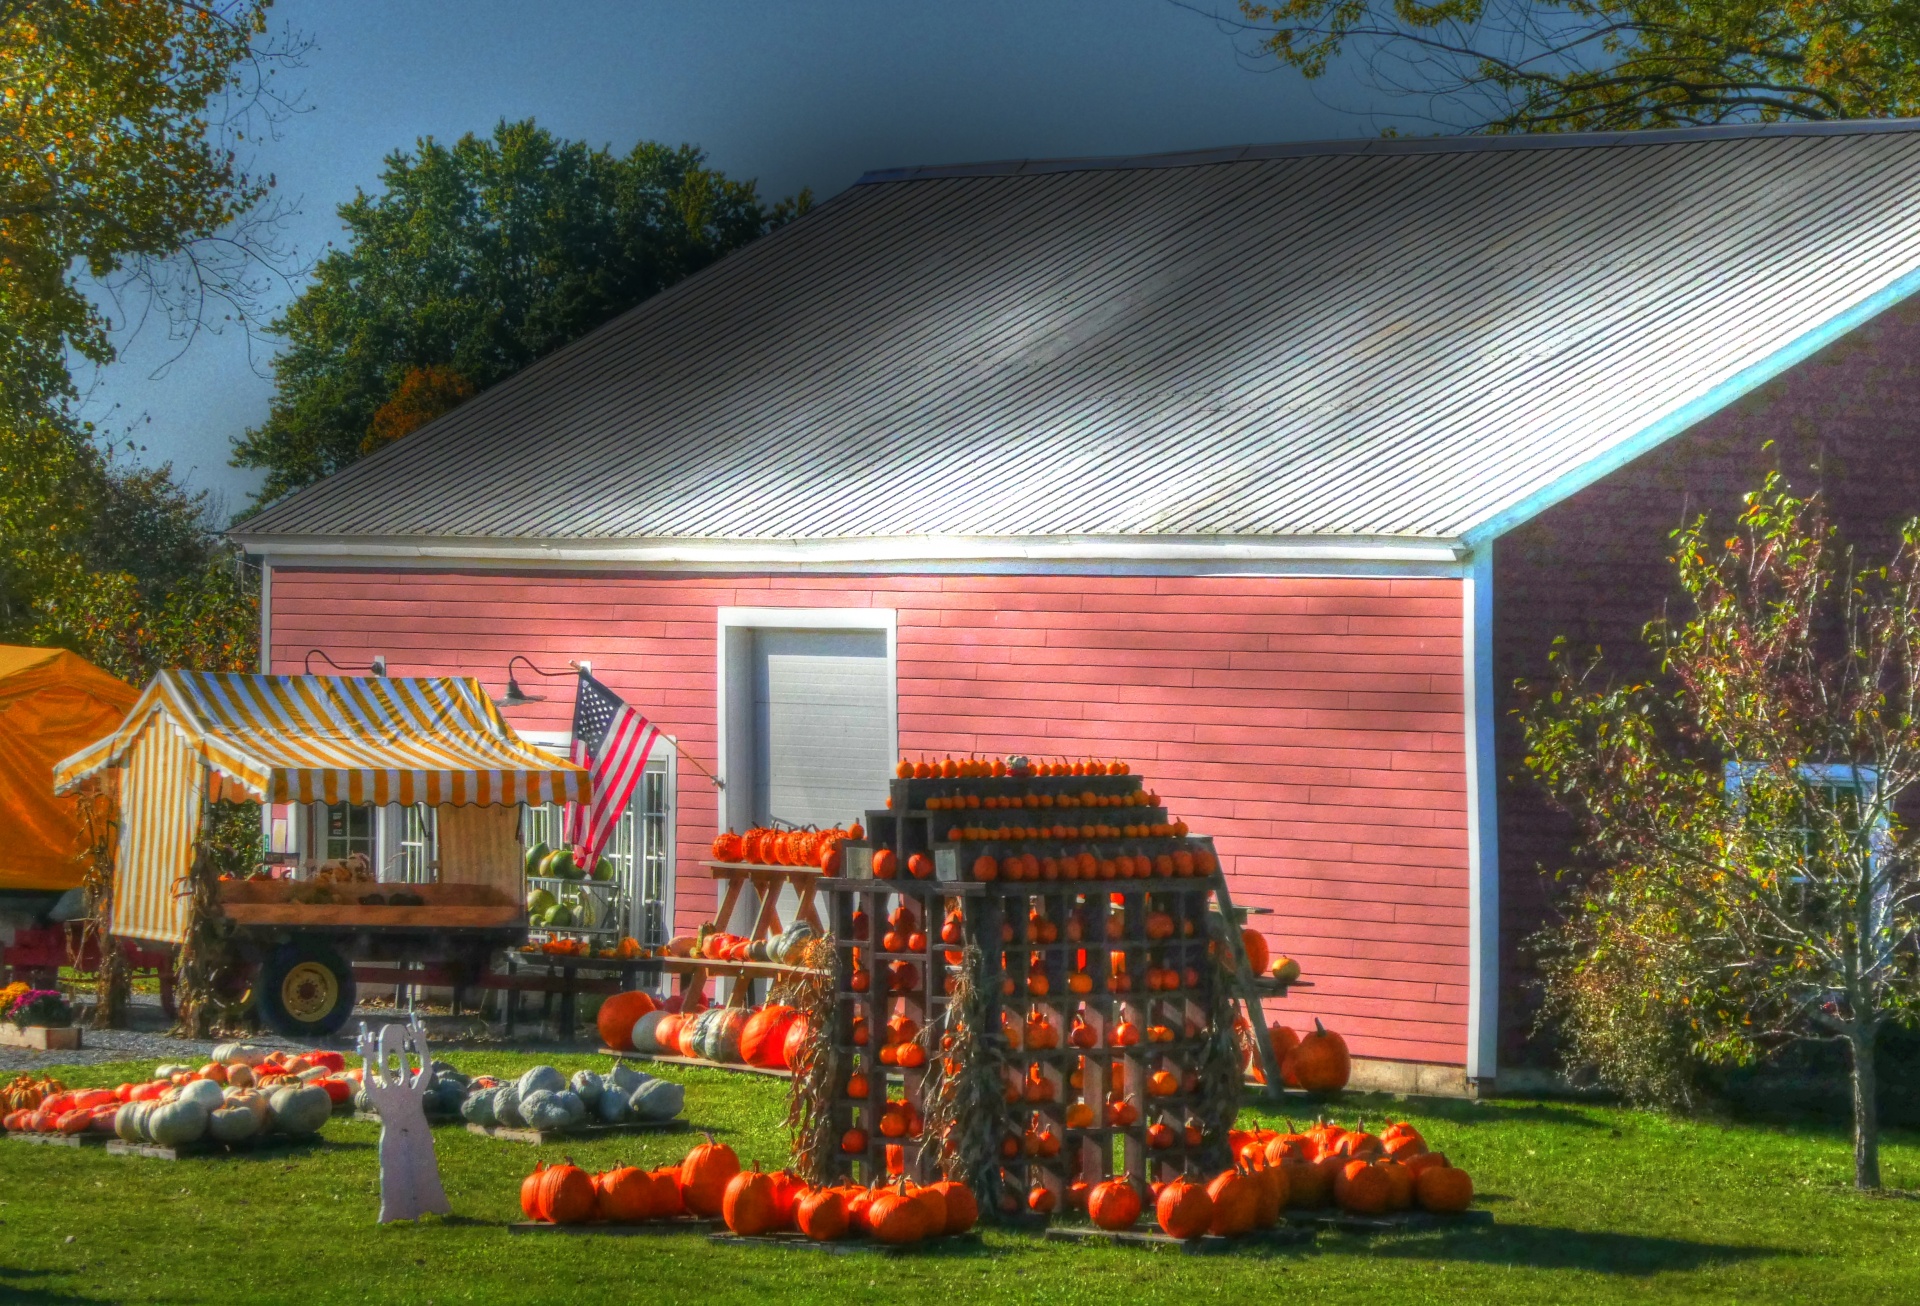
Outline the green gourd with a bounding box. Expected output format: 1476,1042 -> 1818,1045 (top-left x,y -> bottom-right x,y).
689,1007 -> 746,1063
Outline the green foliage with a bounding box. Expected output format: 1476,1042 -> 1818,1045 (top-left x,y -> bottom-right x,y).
1234,0 -> 1920,131
5,1059 -> 1920,1302
0,0 -> 285,423
232,118 -> 810,505
1522,476 -> 1920,1188
0,1 -> 282,679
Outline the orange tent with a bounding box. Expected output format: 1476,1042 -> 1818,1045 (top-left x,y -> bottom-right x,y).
0,646 -> 138,891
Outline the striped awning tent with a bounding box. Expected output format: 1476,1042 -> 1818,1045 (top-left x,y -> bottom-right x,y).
54,672 -> 588,943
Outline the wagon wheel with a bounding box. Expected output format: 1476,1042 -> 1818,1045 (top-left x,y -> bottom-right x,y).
254,939 -> 357,1038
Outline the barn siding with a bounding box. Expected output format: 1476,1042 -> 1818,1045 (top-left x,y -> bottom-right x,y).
271,571 -> 1471,1066
1494,295 -> 1920,1068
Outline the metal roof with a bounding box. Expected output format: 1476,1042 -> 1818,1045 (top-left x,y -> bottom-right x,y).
235,121 -> 1920,553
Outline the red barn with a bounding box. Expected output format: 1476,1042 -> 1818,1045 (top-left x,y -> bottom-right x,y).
233,120 -> 1920,1093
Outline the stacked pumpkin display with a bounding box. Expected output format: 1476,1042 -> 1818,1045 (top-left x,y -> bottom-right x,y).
710,823 -> 863,874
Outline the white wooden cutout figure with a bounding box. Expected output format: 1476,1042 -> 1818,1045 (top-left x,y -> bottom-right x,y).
356,1016 -> 452,1223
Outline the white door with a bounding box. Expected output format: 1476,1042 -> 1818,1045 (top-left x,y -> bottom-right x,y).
752,629 -> 892,830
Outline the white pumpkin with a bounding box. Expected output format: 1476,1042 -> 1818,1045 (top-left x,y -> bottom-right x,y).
207,1105 -> 261,1143
266,1084 -> 332,1136
630,1010 -> 668,1053
147,1099 -> 210,1146
113,1101 -> 152,1143
176,1079 -> 225,1111
222,1087 -> 271,1127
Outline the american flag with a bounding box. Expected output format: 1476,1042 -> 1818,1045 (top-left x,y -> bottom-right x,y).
565,671 -> 661,863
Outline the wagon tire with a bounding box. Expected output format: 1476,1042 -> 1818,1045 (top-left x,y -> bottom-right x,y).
255,939 -> 357,1038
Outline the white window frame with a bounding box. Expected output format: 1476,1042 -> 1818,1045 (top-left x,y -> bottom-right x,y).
1724,761 -> 1893,928
518,729 -> 677,946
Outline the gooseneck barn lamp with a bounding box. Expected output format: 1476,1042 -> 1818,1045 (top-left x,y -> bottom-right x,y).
304,649 -> 387,676
499,655 -> 587,706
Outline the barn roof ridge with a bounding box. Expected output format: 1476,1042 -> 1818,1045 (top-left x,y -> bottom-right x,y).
854,117 -> 1920,185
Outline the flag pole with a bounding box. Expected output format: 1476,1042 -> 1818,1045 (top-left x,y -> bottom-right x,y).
666,736 -> 725,789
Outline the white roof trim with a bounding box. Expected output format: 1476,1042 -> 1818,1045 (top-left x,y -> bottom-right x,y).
233,531 -> 1465,576
1465,259 -> 1920,546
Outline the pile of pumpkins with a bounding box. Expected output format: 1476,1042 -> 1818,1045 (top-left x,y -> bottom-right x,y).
662,921 -> 818,967
459,1063 -> 683,1131
599,986 -> 810,1073
3,1052 -> 341,1147
521,1133 -> 979,1245
1240,1017 -> 1353,1092
1231,1117 -> 1474,1216
1051,1118 -> 1472,1237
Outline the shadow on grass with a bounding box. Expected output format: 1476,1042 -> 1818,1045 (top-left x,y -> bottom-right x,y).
1249,1094 -> 1609,1131
0,1267 -> 110,1305
1355,1222 -> 1783,1276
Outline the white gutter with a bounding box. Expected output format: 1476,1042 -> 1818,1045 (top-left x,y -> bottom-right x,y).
1461,544 -> 1500,1089
228,531 -> 1468,575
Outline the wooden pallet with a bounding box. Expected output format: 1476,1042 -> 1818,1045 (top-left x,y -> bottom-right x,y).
6,1130 -> 107,1148
104,1134 -> 323,1160
1285,1206 -> 1493,1233
1044,1223 -> 1316,1253
464,1119 -> 687,1144
707,1230 -> 984,1255
506,1218 -> 716,1236
599,1050 -> 793,1080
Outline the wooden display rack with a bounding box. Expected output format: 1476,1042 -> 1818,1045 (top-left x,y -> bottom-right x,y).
815,766 -> 1293,1207
674,860 -> 827,1005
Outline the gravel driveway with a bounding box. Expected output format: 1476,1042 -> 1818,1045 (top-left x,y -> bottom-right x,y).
2,994 -> 602,1073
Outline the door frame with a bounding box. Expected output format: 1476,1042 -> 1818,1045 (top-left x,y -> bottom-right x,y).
715,606 -> 898,840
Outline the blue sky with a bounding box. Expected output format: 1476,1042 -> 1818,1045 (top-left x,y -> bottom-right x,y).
81,0 -> 1387,512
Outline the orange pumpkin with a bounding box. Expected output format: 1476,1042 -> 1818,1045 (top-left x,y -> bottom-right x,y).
596,989 -> 658,1051
795,1187 -> 849,1240
739,1004 -> 798,1068
533,1159 -> 597,1224
1155,1177 -> 1214,1240
710,831 -> 744,862
1287,1019 -> 1351,1093
1087,1178 -> 1142,1230
679,1133 -> 741,1217
869,1180 -> 932,1243
595,1164 -> 657,1222
932,1180 -> 977,1234
722,1163 -> 780,1235
1334,1158 -> 1391,1214
1416,1165 -> 1474,1212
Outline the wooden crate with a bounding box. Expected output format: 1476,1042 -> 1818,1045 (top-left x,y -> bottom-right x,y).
0,1024 -> 81,1050
6,1130 -> 106,1147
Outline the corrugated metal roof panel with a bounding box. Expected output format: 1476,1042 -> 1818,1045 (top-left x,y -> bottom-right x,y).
235,122 -> 1920,548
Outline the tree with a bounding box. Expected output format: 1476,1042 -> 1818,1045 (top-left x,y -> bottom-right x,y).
1,0 -> 301,422
0,0 -> 292,675
231,119 -> 810,506
1228,0 -> 1920,131
1522,479 -> 1920,1189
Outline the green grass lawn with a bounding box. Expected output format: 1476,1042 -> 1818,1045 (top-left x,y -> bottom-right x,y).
3,1052 -> 1918,1305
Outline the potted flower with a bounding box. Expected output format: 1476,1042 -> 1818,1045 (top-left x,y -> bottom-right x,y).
0,987 -> 79,1051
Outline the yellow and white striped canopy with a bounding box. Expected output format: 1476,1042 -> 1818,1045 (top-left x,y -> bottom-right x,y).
55,671 -> 589,807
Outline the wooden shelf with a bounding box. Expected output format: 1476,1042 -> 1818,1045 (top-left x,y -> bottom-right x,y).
700,860 -> 823,878
657,956 -> 823,981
